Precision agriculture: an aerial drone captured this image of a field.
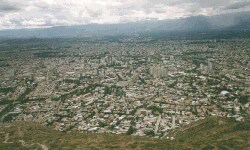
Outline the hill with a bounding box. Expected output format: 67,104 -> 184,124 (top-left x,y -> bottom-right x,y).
168,117 -> 250,149
0,116 -> 249,150
0,11 -> 250,38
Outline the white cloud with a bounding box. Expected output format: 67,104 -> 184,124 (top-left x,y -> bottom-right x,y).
0,0 -> 249,29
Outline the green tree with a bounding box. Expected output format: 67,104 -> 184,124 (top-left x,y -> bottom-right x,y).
144,130 -> 155,136
98,121 -> 107,127
239,95 -> 249,104
127,126 -> 136,135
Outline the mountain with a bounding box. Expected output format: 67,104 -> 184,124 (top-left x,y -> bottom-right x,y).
0,12 -> 250,38
0,117 -> 249,149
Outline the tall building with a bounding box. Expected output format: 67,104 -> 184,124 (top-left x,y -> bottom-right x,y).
149,65 -> 168,78
200,63 -> 204,71
170,55 -> 175,62
9,69 -> 15,78
208,61 -> 213,73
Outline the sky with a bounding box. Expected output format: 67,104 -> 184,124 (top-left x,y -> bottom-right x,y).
0,0 -> 250,29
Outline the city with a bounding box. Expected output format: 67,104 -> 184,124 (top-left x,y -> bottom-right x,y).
0,37 -> 249,139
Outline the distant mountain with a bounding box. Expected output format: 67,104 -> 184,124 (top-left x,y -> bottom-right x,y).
0,11 -> 250,38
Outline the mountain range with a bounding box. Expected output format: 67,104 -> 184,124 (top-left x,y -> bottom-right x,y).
0,11 -> 250,38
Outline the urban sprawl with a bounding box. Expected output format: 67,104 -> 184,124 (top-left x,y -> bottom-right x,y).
0,38 -> 249,138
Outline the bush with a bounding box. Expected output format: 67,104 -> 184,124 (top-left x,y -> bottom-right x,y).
127,126 -> 136,135
147,106 -> 163,114
98,121 -> 107,127
239,95 -> 249,104
144,130 -> 155,136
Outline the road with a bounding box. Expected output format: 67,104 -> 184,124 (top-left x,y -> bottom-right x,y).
154,114 -> 162,134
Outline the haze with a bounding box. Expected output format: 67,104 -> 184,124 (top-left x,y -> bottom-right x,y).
1,0 -> 250,29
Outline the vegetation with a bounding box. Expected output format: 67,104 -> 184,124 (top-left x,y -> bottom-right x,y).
0,88 -> 15,94
0,116 -> 248,149
147,106 -> 163,114
127,126 -> 136,135
239,95 -> 249,104
98,121 -> 107,127
168,116 -> 250,150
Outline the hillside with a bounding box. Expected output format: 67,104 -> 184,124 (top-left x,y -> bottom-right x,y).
0,116 -> 249,150
168,117 -> 250,149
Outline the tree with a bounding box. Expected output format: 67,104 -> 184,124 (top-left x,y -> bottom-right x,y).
98,121 -> 107,127
239,95 -> 249,104
147,106 -> 163,114
144,130 -> 155,136
127,126 -> 136,135
109,124 -> 115,130
231,108 -> 236,115
104,86 -> 111,96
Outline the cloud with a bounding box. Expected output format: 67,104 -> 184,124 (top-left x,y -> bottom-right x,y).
0,0 -> 249,29
224,1 -> 250,10
0,5 -> 20,12
0,0 -> 25,13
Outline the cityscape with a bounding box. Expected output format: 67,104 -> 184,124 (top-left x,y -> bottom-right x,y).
0,0 -> 249,149
0,38 -> 249,139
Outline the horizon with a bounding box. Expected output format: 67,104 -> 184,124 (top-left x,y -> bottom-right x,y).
0,10 -> 249,31
1,0 -> 250,30
0,1 -> 249,149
